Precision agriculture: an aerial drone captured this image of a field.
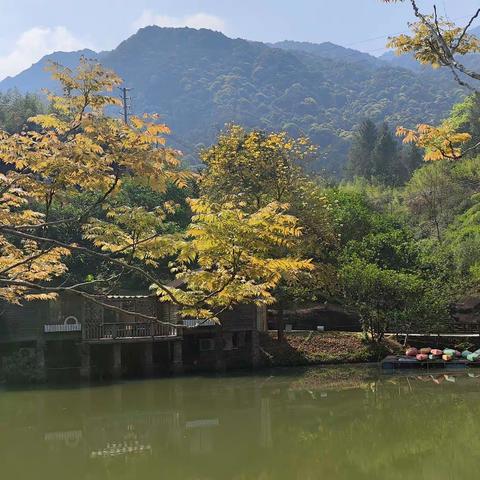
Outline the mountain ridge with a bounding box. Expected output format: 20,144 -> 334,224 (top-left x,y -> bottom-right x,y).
0,26 -> 467,174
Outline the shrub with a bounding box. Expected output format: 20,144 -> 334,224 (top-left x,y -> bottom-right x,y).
2,349 -> 43,384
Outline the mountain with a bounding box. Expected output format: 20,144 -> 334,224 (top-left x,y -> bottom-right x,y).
0,49 -> 100,93
0,27 -> 467,175
379,50 -> 422,72
380,49 -> 480,76
271,41 -> 381,68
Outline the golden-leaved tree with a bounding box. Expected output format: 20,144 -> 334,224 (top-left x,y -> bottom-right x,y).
199,124 -> 336,339
382,0 -> 480,161
0,58 -> 313,323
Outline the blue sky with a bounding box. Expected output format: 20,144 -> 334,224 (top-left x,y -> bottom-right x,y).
0,0 -> 479,79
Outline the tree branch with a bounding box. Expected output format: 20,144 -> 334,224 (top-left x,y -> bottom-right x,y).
0,226 -> 184,306
453,8 -> 480,52
0,247 -> 54,276
407,0 -> 480,88
10,173 -> 121,231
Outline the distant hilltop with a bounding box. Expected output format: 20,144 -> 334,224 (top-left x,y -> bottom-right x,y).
1,25 -> 472,174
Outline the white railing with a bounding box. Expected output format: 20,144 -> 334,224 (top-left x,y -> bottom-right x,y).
182,318 -> 216,328
44,323 -> 82,333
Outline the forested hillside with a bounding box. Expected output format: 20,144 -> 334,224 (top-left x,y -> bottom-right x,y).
0,27 -> 467,174
2,0 -> 480,348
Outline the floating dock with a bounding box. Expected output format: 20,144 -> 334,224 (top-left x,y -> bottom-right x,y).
381,355 -> 480,370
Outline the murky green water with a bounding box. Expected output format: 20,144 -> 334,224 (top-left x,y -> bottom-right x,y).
1,366 -> 480,480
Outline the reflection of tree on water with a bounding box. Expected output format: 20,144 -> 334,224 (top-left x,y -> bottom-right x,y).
287,372 -> 480,480
1,369 -> 480,479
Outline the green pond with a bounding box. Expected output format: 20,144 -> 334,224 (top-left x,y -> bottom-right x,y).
1,366 -> 480,480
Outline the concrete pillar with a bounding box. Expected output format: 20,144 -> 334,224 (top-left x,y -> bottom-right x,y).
144,342 -> 154,377
36,340 -> 47,382
79,343 -> 91,381
172,340 -> 183,374
251,330 -> 261,368
112,343 -> 122,379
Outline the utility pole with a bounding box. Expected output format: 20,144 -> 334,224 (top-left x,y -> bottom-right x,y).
118,86 -> 132,125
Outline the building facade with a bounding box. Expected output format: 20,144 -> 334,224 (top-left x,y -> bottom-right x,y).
0,293 -> 267,382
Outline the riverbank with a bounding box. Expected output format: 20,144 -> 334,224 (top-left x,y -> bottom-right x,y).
0,331 -> 401,386
259,331 -> 402,367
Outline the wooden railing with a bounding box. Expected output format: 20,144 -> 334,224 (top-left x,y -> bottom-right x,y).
84,322 -> 177,341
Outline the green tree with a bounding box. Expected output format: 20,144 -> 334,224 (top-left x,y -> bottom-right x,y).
399,143 -> 423,181
372,122 -> 400,185
403,162 -> 455,241
340,257 -> 447,342
0,90 -> 44,134
343,228 -> 419,272
347,119 -> 378,179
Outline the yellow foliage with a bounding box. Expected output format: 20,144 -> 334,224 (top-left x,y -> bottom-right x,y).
0,58 -> 189,304
200,124 -> 315,208
387,16 -> 480,68
0,59 -> 314,323
396,122 -> 472,161
150,198 -> 314,319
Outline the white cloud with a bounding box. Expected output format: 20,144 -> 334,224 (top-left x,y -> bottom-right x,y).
0,26 -> 91,80
132,11 -> 226,33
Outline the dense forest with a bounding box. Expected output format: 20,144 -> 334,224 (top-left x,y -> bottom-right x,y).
0,26 -> 469,174
1,76 -> 480,342
1,1 -> 480,344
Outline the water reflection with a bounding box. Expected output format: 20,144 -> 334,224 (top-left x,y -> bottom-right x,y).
1,366 -> 480,479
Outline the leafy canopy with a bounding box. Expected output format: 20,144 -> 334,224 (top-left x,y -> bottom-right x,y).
0,59 -> 313,322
